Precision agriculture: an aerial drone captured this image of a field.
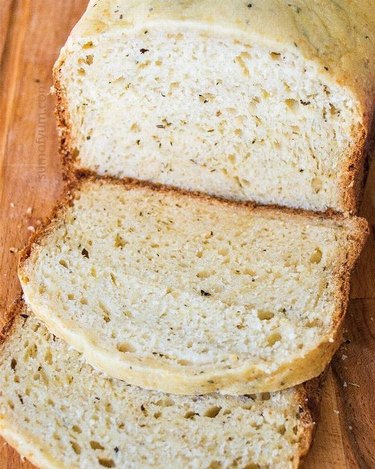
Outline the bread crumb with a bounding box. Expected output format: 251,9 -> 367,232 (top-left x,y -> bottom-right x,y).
9,247 -> 18,254
341,354 -> 348,360
334,410 -> 339,415
348,382 -> 360,388
10,202 -> 15,208
26,207 -> 33,215
343,382 -> 347,388
27,226 -> 36,232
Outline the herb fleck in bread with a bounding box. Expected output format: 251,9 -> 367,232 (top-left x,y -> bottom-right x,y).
19,178 -> 368,395
0,303 -> 321,469
54,0 -> 375,213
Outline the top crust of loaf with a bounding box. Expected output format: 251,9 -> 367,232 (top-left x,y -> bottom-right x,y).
0,300 -> 323,469
68,0 -> 375,124
18,176 -> 368,395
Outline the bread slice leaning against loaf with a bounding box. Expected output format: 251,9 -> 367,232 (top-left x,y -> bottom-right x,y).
0,302 -> 322,469
54,0 -> 375,213
19,178 -> 368,395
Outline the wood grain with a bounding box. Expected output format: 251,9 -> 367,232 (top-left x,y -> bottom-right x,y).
0,2 -> 374,468
0,1 -> 84,467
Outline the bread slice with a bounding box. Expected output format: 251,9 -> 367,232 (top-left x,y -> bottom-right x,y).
0,303 -> 321,469
19,178 -> 367,394
53,0 -> 375,213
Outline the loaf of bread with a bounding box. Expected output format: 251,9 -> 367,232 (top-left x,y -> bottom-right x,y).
54,0 -> 375,213
19,178 -> 367,395
0,303 -> 321,469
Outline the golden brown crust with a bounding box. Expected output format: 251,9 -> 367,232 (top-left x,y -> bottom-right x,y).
0,296 -> 24,348
53,70 -> 76,183
295,373 -> 327,467
340,127 -> 367,214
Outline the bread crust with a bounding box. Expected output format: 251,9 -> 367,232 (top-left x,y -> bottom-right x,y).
18,176 -> 369,396
53,0 -> 375,214
0,300 -> 324,469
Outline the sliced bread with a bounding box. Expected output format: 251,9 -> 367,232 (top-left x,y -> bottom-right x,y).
19,178 -> 368,394
0,303 -> 320,469
54,0 -> 375,213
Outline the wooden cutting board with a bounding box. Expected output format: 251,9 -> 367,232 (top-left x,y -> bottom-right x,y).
0,1 -> 374,467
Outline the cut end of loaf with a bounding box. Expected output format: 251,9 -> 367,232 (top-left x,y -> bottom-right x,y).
19,178 -> 367,395
55,26 -> 365,213
0,307 -> 317,469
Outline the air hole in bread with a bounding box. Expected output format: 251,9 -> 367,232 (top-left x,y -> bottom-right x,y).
228,154 -> 236,164
184,410 -> 197,419
311,177 -> 322,193
155,398 -> 174,407
196,270 -> 212,279
278,425 -> 286,435
257,310 -> 274,321
307,319 -> 321,328
82,41 -> 93,49
44,349 -> 53,365
267,332 -> 281,347
98,458 -> 116,468
90,440 -> 105,450
310,248 -> 322,264
329,104 -> 339,116
285,99 -> 298,112
24,344 -> 38,360
204,406 -> 222,418
116,342 -> 135,353
209,461 -> 221,469
109,273 -> 117,286
72,425 -> 82,433
114,234 -> 127,248
71,441 -> 81,455
99,302 -> 111,323
270,51 -> 281,60
177,359 -> 191,366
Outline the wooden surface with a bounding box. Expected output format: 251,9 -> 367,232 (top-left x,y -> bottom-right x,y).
0,1 -> 374,468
